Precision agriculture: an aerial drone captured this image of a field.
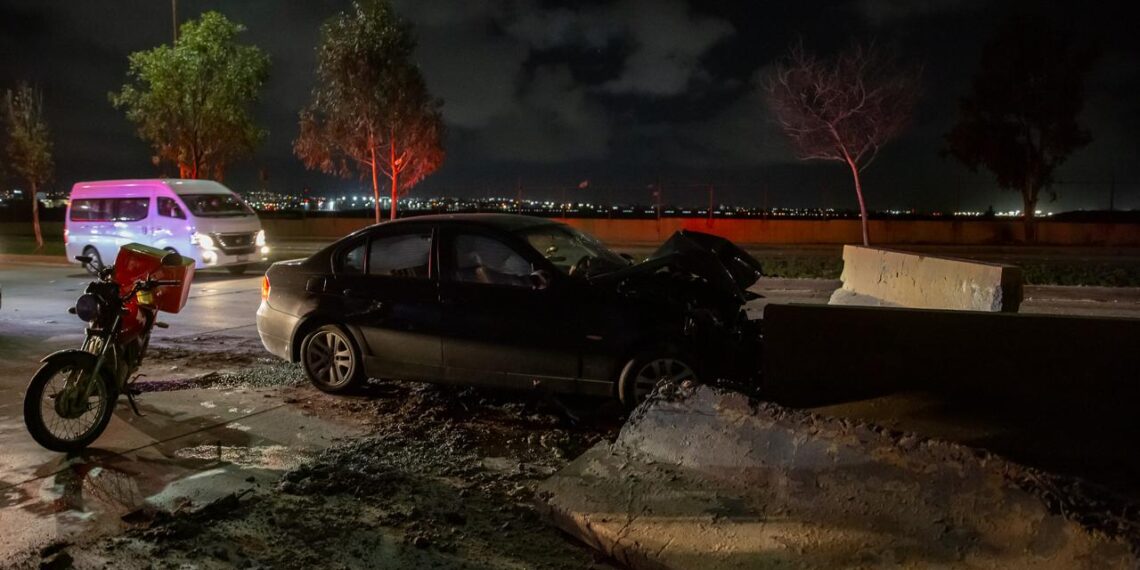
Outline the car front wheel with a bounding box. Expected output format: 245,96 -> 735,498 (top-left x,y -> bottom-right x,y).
300,325 -> 364,393
617,350 -> 698,409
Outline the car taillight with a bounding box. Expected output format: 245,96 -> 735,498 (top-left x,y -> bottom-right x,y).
261,275 -> 270,302
63,228 -> 69,244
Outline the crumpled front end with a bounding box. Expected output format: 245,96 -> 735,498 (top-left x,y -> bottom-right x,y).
594,230 -> 765,384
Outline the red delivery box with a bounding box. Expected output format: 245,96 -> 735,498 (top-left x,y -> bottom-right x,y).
113,243 -> 196,314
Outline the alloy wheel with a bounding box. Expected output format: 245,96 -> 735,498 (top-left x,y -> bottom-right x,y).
632,357 -> 696,401
304,330 -> 355,388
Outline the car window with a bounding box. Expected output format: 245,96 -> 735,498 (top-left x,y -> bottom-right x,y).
517,225 -> 628,277
340,241 -> 365,275
157,197 -> 186,219
114,198 -> 150,221
452,234 -> 533,287
369,232 -> 432,278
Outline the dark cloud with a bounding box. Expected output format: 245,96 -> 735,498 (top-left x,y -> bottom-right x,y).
1,0 -> 1137,211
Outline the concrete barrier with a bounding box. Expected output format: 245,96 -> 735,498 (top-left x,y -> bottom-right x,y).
761,303 -> 1140,494
539,384 -> 1140,569
828,245 -> 1023,312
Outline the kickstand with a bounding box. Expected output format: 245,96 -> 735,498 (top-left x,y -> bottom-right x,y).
126,374 -> 146,416
126,389 -> 145,416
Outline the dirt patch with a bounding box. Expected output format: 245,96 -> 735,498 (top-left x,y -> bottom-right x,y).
133,335 -> 306,392
48,380 -> 624,569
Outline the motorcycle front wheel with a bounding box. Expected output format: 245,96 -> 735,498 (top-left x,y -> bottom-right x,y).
24,356 -> 116,452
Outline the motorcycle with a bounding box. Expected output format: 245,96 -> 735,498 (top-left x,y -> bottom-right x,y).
23,243 -> 195,452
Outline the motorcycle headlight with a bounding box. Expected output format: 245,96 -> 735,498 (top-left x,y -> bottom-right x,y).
75,293 -> 102,322
255,229 -> 266,247
192,232 -> 216,250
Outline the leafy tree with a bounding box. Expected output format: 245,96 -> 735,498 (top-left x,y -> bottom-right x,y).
2,83 -> 54,251
945,15 -> 1097,241
766,42 -> 920,246
111,11 -> 269,180
295,0 -> 444,223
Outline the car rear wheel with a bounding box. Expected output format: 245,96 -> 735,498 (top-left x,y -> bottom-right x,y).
617,350 -> 698,409
82,246 -> 103,276
300,325 -> 364,393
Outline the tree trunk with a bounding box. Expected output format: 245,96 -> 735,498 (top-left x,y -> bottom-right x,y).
1022,187 -> 1038,243
844,157 -> 870,246
30,180 -> 43,252
389,135 -> 398,221
390,170 -> 399,221
369,144 -> 381,224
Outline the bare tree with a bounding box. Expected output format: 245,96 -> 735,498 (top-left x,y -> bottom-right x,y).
2,83 -> 54,252
766,42 -> 920,245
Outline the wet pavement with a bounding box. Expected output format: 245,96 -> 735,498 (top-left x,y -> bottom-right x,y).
0,262 -> 366,562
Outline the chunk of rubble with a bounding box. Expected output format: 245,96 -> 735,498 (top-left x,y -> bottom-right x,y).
538,384 -> 1140,569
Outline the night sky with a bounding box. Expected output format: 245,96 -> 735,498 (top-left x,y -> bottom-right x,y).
1,0 -> 1137,211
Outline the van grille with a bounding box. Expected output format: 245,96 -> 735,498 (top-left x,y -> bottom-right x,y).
212,232 -> 257,255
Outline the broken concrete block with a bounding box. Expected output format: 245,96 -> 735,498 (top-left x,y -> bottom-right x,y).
538,385 -> 1139,570
828,245 -> 1023,312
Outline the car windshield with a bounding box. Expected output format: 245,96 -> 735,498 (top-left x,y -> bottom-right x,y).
180,194 -> 254,217
517,224 -> 629,278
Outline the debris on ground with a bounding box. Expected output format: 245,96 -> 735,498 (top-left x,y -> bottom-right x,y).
49,379 -> 622,569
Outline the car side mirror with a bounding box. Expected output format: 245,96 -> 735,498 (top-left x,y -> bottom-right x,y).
160,251 -> 184,267
529,269 -> 552,291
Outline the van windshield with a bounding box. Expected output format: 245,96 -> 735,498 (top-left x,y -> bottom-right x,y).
180,194 -> 254,217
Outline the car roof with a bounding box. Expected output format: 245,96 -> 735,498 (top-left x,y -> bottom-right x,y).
381,213 -> 564,232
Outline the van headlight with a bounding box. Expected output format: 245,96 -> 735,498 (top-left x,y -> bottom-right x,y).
191,232 -> 215,250
255,229 -> 266,247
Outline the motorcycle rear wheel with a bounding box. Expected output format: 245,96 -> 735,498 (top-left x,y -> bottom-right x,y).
24,356 -> 116,452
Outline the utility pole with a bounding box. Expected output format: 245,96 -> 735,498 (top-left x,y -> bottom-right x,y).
707,184 -> 714,227
172,0 -> 178,43
1109,159 -> 1117,212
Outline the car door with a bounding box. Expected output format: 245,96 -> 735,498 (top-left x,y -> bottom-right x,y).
326,225 -> 443,381
438,227 -> 581,390
152,195 -> 188,253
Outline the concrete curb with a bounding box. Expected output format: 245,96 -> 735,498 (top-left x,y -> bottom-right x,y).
538,385 -> 1140,569
0,253 -> 71,267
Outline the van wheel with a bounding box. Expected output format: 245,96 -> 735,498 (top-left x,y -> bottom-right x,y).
227,264 -> 247,275
82,247 -> 103,276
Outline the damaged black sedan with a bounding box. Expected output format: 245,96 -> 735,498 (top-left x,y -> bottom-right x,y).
256,214 -> 762,407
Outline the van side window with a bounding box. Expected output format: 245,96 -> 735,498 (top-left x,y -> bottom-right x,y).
369,232 -> 432,278
157,197 -> 186,219
114,198 -> 150,221
70,199 -> 111,221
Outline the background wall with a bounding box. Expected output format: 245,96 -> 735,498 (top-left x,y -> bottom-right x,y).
3,217 -> 1139,246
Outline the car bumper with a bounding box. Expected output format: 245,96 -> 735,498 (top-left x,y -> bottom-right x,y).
256,300 -> 299,362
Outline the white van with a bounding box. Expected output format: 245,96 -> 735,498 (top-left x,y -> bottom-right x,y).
65,179 -> 269,274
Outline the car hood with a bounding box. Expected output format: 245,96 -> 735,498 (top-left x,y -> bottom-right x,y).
595,230 -> 763,303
